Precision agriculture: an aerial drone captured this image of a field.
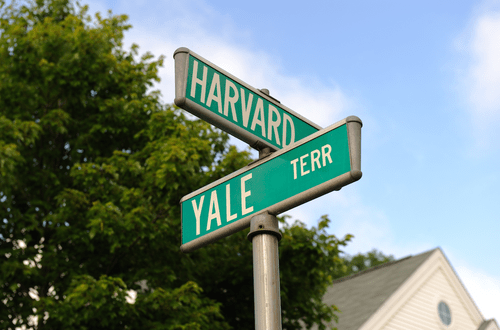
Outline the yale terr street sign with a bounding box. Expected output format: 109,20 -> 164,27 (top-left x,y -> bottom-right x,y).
173,47 -> 321,151
180,116 -> 362,252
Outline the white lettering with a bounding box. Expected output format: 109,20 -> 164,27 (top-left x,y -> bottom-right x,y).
300,154 -> 310,176
191,195 -> 205,236
241,174 -> 254,215
206,73 -> 223,114
268,105 -> 281,146
226,184 -> 237,222
224,81 -> 239,122
206,190 -> 221,231
290,158 -> 299,180
311,149 -> 321,172
251,98 -> 266,137
190,60 -> 208,103
293,144 -> 332,179
240,89 -> 253,128
322,144 -> 333,166
282,114 -> 295,147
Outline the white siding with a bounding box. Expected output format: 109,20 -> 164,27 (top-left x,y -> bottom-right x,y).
381,267 -> 479,330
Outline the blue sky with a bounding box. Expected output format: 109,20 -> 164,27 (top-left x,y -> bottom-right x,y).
88,0 -> 500,321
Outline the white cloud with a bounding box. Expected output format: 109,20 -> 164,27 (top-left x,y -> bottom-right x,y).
457,5 -> 500,151
84,0 -> 350,129
455,262 -> 500,321
86,0 -> 354,157
468,13 -> 500,115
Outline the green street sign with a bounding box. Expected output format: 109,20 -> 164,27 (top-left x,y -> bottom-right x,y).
180,116 -> 362,252
173,47 -> 321,151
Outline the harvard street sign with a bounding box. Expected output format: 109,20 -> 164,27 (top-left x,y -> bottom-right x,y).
173,47 -> 321,151
180,116 -> 362,252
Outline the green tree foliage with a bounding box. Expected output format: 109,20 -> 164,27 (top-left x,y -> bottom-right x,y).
279,216 -> 350,330
0,1 -> 360,329
341,249 -> 395,276
0,0 -> 231,328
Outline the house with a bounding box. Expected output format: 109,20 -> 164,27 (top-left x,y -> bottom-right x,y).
317,248 -> 498,330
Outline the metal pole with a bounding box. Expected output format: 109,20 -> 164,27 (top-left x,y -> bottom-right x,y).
248,212 -> 282,330
247,89 -> 282,330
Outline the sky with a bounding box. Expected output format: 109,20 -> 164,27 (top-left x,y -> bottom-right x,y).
87,0 -> 500,322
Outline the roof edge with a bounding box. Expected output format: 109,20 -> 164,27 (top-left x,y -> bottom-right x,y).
333,247 -> 439,284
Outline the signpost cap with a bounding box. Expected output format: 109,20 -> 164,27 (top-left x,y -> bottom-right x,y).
247,212 -> 282,242
346,115 -> 363,127
173,47 -> 190,58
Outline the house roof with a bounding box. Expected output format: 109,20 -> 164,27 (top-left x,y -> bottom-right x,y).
478,319 -> 500,330
321,248 -> 438,330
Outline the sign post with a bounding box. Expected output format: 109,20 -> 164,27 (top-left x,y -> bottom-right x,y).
248,212 -> 282,330
174,48 -> 363,330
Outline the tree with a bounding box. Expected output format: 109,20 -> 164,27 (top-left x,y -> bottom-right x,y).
0,1 -> 355,329
341,249 -> 395,276
1,0 -> 232,328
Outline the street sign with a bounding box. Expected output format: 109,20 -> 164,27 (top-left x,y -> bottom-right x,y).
180,116 -> 362,252
173,47 -> 321,151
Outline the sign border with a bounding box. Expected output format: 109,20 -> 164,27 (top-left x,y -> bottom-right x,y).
180,116 -> 362,253
173,47 -> 322,151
